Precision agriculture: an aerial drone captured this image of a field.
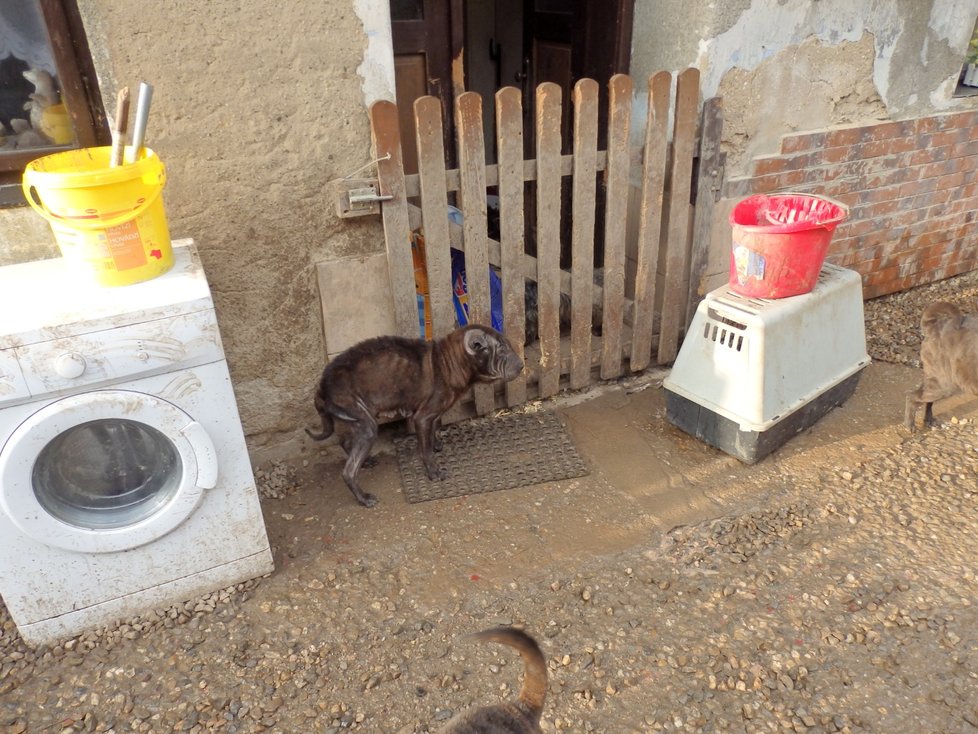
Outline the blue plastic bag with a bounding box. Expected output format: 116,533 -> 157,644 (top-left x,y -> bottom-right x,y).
450,248 -> 504,332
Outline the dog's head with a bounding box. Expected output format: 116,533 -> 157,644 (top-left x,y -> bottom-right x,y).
920,301 -> 964,340
463,326 -> 524,382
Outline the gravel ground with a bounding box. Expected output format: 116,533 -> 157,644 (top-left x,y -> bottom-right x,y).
3,273 -> 978,733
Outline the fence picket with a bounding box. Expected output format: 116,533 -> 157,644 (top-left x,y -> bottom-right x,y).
496,87 -> 528,406
599,75 -> 633,379
455,92 -> 495,415
415,96 -> 456,341
535,83 -> 564,399
657,67 -> 700,364
629,72 -> 671,371
370,101 -> 416,339
569,79 -> 599,390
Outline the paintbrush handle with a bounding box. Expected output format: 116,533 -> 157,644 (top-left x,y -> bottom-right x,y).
109,87 -> 130,167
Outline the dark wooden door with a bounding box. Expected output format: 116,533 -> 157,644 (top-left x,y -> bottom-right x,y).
391,0 -> 462,174
520,0 -> 632,266
521,0 -> 632,152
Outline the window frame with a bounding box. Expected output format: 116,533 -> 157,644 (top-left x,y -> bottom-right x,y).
0,0 -> 110,206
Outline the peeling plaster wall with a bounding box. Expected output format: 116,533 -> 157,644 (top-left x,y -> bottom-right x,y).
630,0 -> 978,296
0,2 -> 396,460
631,0 -> 978,175
719,35 -> 886,174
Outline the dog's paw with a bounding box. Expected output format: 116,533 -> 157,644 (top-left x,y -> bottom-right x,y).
357,492 -> 379,507
362,456 -> 379,469
425,465 -> 447,482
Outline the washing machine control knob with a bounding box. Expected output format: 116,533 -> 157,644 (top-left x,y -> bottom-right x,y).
55,352 -> 87,379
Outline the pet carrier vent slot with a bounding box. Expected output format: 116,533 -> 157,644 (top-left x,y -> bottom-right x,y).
703,322 -> 746,352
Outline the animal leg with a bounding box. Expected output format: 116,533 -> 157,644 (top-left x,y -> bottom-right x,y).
905,380 -> 956,432
415,413 -> 446,481
339,432 -> 378,468
339,412 -> 381,507
923,401 -> 935,427
433,418 -> 444,452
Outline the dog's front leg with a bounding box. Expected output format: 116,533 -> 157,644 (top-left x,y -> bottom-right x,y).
415,412 -> 447,481
906,379 -> 955,432
433,417 -> 444,452
904,389 -> 922,432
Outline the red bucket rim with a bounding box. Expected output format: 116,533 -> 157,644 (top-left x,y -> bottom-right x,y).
730,193 -> 849,233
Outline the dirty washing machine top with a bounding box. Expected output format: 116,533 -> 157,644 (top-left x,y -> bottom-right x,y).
0,238 -> 210,350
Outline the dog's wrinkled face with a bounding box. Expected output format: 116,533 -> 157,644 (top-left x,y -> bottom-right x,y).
464,327 -> 524,382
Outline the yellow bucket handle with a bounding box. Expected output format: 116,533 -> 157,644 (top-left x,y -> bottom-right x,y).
22,166 -> 167,230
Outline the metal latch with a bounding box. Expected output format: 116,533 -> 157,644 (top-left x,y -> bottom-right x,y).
332,178 -> 393,218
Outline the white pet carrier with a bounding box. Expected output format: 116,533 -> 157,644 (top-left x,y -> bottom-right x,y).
663,263 -> 870,463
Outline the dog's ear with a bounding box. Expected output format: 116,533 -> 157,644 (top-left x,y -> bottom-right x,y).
464,327 -> 489,355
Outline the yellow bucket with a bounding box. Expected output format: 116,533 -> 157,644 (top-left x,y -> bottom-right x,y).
22,146 -> 173,287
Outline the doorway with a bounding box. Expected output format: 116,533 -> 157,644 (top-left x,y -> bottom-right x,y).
390,0 -> 634,171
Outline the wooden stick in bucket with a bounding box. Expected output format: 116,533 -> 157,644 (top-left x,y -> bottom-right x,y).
109,87 -> 130,167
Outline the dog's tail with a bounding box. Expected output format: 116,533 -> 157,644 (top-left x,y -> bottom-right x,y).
471,626 -> 547,720
305,391 -> 335,441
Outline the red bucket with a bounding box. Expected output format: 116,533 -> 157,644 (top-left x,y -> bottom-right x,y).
728,193 -> 848,298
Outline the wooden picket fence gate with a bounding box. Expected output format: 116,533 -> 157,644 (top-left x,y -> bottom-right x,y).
368,69 -> 723,419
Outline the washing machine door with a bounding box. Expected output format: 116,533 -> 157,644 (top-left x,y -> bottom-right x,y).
0,390 -> 219,553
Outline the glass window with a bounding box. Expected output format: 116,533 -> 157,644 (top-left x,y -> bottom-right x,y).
0,2 -> 108,204
32,419 -> 183,530
0,3 -> 76,151
953,17 -> 978,95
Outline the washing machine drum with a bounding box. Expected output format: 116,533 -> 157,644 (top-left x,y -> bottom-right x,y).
0,390 -> 219,553
33,419 -> 182,529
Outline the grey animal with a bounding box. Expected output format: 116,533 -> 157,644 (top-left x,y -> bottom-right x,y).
522,268 -> 604,346
905,300 -> 978,432
437,626 -> 547,733
306,324 -> 523,507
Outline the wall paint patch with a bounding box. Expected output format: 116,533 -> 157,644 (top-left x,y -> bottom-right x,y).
354,0 -> 395,106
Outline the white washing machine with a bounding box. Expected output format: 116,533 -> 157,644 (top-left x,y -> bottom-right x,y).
0,239 -> 273,647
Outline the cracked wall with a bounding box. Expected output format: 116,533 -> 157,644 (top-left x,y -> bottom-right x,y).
631,0 -> 978,176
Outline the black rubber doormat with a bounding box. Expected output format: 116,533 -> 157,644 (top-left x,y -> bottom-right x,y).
395,411 -> 590,503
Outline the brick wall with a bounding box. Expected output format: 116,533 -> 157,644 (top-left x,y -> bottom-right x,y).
724,110 -> 978,300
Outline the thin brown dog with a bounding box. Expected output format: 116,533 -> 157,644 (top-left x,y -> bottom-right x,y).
306,324 -> 523,506
905,301 -> 978,432
437,626 -> 547,733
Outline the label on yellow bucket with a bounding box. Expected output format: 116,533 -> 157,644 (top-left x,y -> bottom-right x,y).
105,220 -> 148,270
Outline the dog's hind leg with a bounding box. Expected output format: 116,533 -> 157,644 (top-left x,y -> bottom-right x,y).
339,406 -> 381,507
340,431 -> 378,469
